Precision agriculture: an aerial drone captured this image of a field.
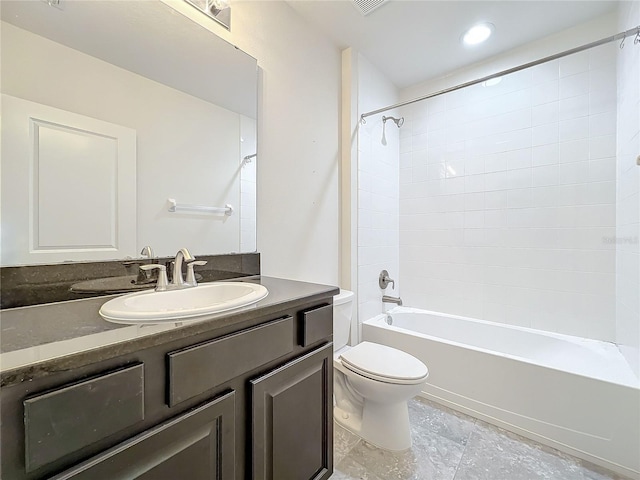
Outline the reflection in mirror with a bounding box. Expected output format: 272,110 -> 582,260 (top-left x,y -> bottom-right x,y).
0,0 -> 257,266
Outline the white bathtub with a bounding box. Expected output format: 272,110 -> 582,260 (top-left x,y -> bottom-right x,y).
363,307 -> 640,479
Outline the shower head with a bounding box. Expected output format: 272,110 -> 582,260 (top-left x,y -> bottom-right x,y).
381,115 -> 404,145
382,115 -> 404,128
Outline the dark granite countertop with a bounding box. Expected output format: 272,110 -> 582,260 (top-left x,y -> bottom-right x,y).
0,276 -> 339,387
1,253 -> 260,309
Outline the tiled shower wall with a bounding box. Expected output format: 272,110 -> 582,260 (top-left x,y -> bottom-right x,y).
358,117 -> 400,322
357,54 -> 400,325
398,44 -> 618,341
616,1 -> 640,376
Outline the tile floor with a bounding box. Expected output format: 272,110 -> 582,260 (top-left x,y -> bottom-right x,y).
331,397 -> 627,480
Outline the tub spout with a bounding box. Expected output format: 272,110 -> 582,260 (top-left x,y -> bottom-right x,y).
382,295 -> 403,306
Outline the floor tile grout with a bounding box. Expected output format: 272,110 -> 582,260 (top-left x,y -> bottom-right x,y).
450,417 -> 478,480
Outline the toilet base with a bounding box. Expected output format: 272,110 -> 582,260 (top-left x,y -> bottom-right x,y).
334,405 -> 363,438
334,399 -> 412,451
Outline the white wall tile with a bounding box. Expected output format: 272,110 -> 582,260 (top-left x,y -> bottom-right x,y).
589,157 -> 616,182
531,60 -> 559,84
559,138 -> 589,163
589,43 -> 616,70
589,110 -> 616,137
532,165 -> 559,187
589,134 -> 616,159
590,68 -> 616,92
507,188 -> 535,208
532,144 -> 559,166
559,94 -> 589,121
485,171 -> 508,191
504,148 -> 533,170
589,88 -> 617,115
559,161 -> 590,185
507,168 -> 533,189
532,123 -> 559,146
532,80 -> 559,106
559,72 -> 589,98
532,102 -> 559,126
561,118 -> 593,145
388,43 -> 620,343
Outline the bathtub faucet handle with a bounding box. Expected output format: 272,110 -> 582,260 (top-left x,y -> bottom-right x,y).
379,270 -> 395,290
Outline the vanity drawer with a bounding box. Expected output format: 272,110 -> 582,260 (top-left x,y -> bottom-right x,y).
168,316 -> 294,407
24,363 -> 144,473
299,304 -> 333,347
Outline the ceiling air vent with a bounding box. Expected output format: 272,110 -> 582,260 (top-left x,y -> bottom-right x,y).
352,0 -> 389,16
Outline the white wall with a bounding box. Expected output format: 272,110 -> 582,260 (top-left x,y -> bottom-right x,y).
2,22 -> 242,260
169,1 -> 342,285
356,54 -> 400,324
616,0 -> 640,377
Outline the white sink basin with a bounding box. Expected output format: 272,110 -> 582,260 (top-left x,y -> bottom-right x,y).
99,282 -> 268,324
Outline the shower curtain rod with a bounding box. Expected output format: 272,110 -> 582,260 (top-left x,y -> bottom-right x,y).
360,25 -> 640,123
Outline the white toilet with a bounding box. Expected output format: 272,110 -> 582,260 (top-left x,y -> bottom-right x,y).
332,290 -> 429,451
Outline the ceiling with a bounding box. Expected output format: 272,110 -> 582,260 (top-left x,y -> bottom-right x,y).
1,0 -> 257,117
287,0 -> 619,88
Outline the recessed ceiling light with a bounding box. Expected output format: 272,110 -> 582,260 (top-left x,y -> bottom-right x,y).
462,23 -> 494,46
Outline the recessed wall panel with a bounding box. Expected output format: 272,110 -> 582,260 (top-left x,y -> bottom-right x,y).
34,121 -> 117,249
0,94 -> 136,265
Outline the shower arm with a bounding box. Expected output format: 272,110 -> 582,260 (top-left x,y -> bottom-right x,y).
382,115 -> 404,128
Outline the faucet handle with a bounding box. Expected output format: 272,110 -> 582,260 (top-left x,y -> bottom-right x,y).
186,260 -> 207,286
140,264 -> 168,291
379,269 -> 395,290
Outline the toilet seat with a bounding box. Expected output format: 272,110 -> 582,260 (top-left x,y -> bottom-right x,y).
340,342 -> 429,385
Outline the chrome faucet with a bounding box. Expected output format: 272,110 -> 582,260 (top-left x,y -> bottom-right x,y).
140,248 -> 205,292
171,248 -> 194,288
382,295 -> 403,306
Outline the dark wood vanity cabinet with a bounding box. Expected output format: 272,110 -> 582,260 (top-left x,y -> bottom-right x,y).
251,343 -> 333,480
0,298 -> 335,480
50,390 -> 237,480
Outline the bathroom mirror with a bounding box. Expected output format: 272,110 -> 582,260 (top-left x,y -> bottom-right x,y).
0,0 -> 257,266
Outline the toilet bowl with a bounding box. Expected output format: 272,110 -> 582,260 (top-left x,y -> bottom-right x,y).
332,290 -> 429,451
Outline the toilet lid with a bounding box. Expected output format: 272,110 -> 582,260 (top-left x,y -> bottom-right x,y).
340,342 -> 429,385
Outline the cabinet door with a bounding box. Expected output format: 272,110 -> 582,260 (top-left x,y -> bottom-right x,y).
50,390 -> 235,480
251,343 -> 333,480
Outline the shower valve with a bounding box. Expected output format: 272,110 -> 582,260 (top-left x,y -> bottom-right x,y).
379,270 -> 395,290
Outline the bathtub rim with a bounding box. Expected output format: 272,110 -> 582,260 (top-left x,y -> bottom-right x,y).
365,306 -> 639,390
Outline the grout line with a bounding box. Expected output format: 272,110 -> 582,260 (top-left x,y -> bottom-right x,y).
451,417 -> 479,480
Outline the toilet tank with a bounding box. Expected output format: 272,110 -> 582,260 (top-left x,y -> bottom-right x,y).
333,289 -> 354,350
